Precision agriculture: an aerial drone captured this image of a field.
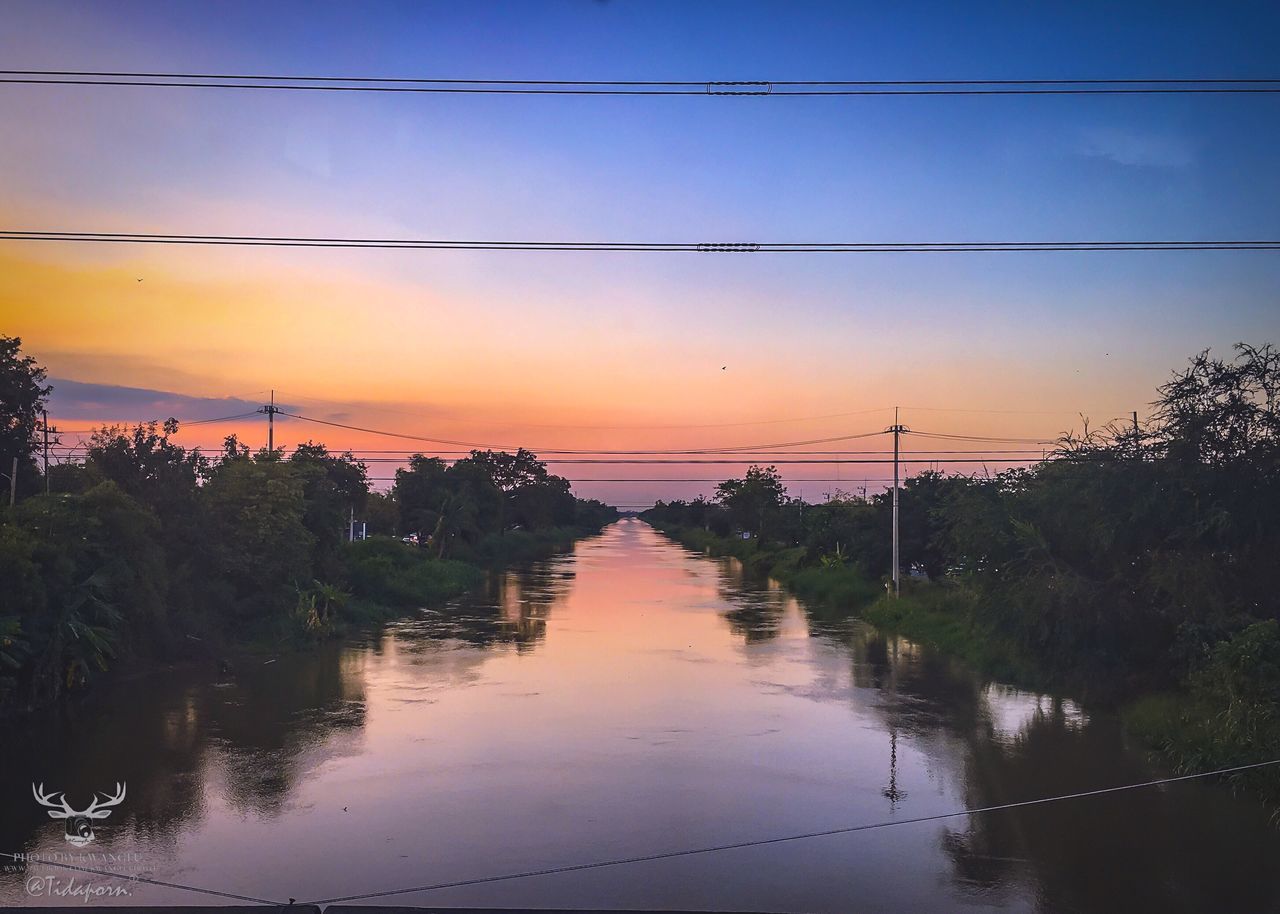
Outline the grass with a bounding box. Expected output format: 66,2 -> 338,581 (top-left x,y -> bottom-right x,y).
862,584 -> 1041,685
1122,692 -> 1280,808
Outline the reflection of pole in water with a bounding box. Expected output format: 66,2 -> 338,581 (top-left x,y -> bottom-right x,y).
882,726 -> 907,808
882,637 -> 907,809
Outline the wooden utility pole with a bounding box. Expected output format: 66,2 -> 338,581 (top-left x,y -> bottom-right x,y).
261,390 -> 280,452
888,407 -> 909,598
8,455 -> 16,507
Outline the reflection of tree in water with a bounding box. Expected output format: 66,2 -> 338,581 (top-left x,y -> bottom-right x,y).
0,674 -> 210,857
940,711 -> 1280,913
836,624 -> 1280,912
393,558 -> 572,653
3,568 -> 586,865
856,630 -> 987,736
210,646 -> 367,814
714,556 -> 787,643
0,644 -> 367,853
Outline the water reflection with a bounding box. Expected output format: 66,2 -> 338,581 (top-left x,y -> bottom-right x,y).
1,519 -> 1278,913
715,561 -> 788,643
0,643 -> 367,853
393,561 -> 571,651
816,621 -> 1279,913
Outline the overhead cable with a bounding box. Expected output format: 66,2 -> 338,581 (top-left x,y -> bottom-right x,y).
4,70 -> 1280,96
4,231 -> 1278,254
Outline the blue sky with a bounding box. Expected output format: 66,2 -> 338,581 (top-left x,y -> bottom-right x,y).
2,1 -> 1278,500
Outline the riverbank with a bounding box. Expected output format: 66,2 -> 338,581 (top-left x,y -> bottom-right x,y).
0,521 -> 614,719
341,524 -> 607,625
646,519 -> 1280,805
651,520 -> 1037,682
218,522 -> 618,650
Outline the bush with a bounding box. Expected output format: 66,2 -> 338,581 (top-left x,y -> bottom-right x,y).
1193,621 -> 1280,751
342,536 -> 483,608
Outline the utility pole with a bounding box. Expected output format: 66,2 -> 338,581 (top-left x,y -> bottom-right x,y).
888,407 -> 909,598
42,409 -> 50,495
8,455 -> 16,507
261,390 -> 280,453
1132,411 -> 1140,435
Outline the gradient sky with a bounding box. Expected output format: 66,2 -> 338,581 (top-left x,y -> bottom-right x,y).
3,1 -> 1279,505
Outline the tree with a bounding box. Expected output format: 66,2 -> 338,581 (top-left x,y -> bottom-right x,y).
0,336 -> 51,501
0,525 -> 40,700
465,448 -> 549,493
896,471 -> 970,579
86,420 -> 207,519
510,473 -> 575,530
364,491 -> 400,537
801,495 -> 885,574
9,481 -> 166,702
288,442 -> 369,578
461,448 -> 549,533
715,465 -> 787,540
1153,343 -> 1280,466
441,458 -> 503,543
86,421 -> 209,620
392,455 -> 450,543
201,456 -> 314,619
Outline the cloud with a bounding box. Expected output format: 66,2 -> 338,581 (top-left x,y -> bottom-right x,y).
32,349 -> 238,393
47,378 -> 270,423
1076,127 -> 1196,169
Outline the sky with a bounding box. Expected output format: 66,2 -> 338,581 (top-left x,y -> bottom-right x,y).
2,0 -> 1279,505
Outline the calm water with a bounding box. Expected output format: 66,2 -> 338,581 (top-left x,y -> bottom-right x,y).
3,518 -> 1279,912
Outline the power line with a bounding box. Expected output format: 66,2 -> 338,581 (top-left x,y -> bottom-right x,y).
46,449 -> 1052,466
48,446 -> 1050,456
70,411 -> 263,431
55,455 -> 1039,463
305,758 -> 1280,905
4,70 -> 1280,96
361,477 -> 906,483
174,410 -> 262,426
4,231 -> 1279,253
501,458 -> 1045,465
276,410 -> 889,454
901,405 -> 1115,416
909,429 -> 1058,444
269,389 -> 896,430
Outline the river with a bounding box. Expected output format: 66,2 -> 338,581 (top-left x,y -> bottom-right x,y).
3,518 -> 1279,912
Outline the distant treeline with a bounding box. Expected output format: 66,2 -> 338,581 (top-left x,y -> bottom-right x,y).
644,344 -> 1280,784
0,336 -> 617,711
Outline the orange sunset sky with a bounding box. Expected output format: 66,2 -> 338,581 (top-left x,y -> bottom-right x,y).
3,2 -> 1279,505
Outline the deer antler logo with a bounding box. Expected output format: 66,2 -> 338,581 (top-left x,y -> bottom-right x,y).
32,782 -> 127,846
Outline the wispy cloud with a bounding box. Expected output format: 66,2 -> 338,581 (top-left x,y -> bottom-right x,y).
1076,126 -> 1196,169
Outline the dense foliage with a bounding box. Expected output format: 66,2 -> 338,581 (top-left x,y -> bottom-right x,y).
646,344 -> 1280,706
0,337 -> 618,710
